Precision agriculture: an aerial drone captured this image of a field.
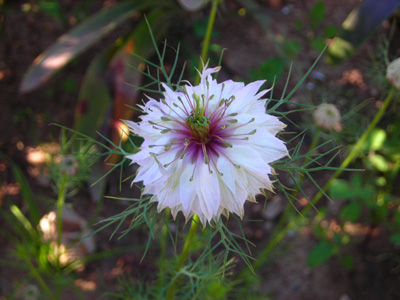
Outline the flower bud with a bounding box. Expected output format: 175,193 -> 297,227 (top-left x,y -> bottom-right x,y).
387,58 -> 400,89
59,155 -> 79,176
313,103 -> 342,132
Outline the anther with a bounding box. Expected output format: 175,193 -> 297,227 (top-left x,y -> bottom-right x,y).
150,153 -> 160,164
224,141 -> 233,148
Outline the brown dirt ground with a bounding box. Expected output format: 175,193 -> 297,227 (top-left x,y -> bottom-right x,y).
1,0 -> 400,299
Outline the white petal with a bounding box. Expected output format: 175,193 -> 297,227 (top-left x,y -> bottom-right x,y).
195,162 -> 220,221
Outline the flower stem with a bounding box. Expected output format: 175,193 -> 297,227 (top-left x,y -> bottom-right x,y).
23,255 -> 55,299
56,176 -> 67,300
195,0 -> 219,85
256,87 -> 396,269
158,208 -> 171,290
165,2 -> 218,298
165,214 -> 199,300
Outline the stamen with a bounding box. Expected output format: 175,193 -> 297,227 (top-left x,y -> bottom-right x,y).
202,143 -> 209,164
211,135 -> 233,148
189,160 -> 198,181
209,151 -> 223,177
180,139 -> 190,159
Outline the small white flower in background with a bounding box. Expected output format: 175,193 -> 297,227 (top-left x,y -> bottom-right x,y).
387,57 -> 400,89
177,0 -> 206,11
59,155 -> 79,176
313,103 -> 342,132
124,66 -> 288,225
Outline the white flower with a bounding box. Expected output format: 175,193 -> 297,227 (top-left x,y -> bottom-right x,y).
313,103 -> 342,132
124,66 -> 288,225
387,57 -> 400,89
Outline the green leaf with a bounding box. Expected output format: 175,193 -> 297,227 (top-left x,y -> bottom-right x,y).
329,179 -> 351,199
249,57 -> 286,83
369,154 -> 390,172
308,240 -> 338,268
284,40 -> 303,57
73,51 -> 112,138
6,159 -> 41,227
38,0 -> 62,20
327,0 -> 400,64
390,233 -> 400,245
370,129 -> 387,151
339,254 -> 354,270
20,1 -> 141,93
311,1 -> 325,28
311,37 -> 326,51
323,25 -> 338,38
394,211 -> 400,226
340,202 -> 361,222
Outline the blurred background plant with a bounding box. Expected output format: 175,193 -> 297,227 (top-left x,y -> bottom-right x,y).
1,0 -> 400,299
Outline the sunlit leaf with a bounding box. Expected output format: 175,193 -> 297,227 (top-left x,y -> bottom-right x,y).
20,1 -> 141,93
369,154 -> 390,172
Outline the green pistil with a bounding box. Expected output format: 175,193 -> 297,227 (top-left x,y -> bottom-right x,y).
186,92 -> 212,141
186,115 -> 210,142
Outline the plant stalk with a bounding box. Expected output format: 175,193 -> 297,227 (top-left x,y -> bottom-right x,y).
56,176 -> 67,300
195,0 -> 219,85
165,2 -> 218,298
165,214 -> 199,300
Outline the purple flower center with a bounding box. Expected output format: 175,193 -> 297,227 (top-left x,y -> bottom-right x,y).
149,85 -> 257,180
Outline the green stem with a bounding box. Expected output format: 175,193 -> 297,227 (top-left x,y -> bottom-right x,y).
164,2 -> 218,298
166,214 -> 199,300
158,208 -> 171,289
57,177 -> 67,250
195,0 -> 219,85
256,87 -> 396,268
23,256 -> 55,299
56,176 -> 67,300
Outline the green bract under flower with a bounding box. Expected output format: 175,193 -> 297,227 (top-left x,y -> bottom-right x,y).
124,66 -> 288,225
